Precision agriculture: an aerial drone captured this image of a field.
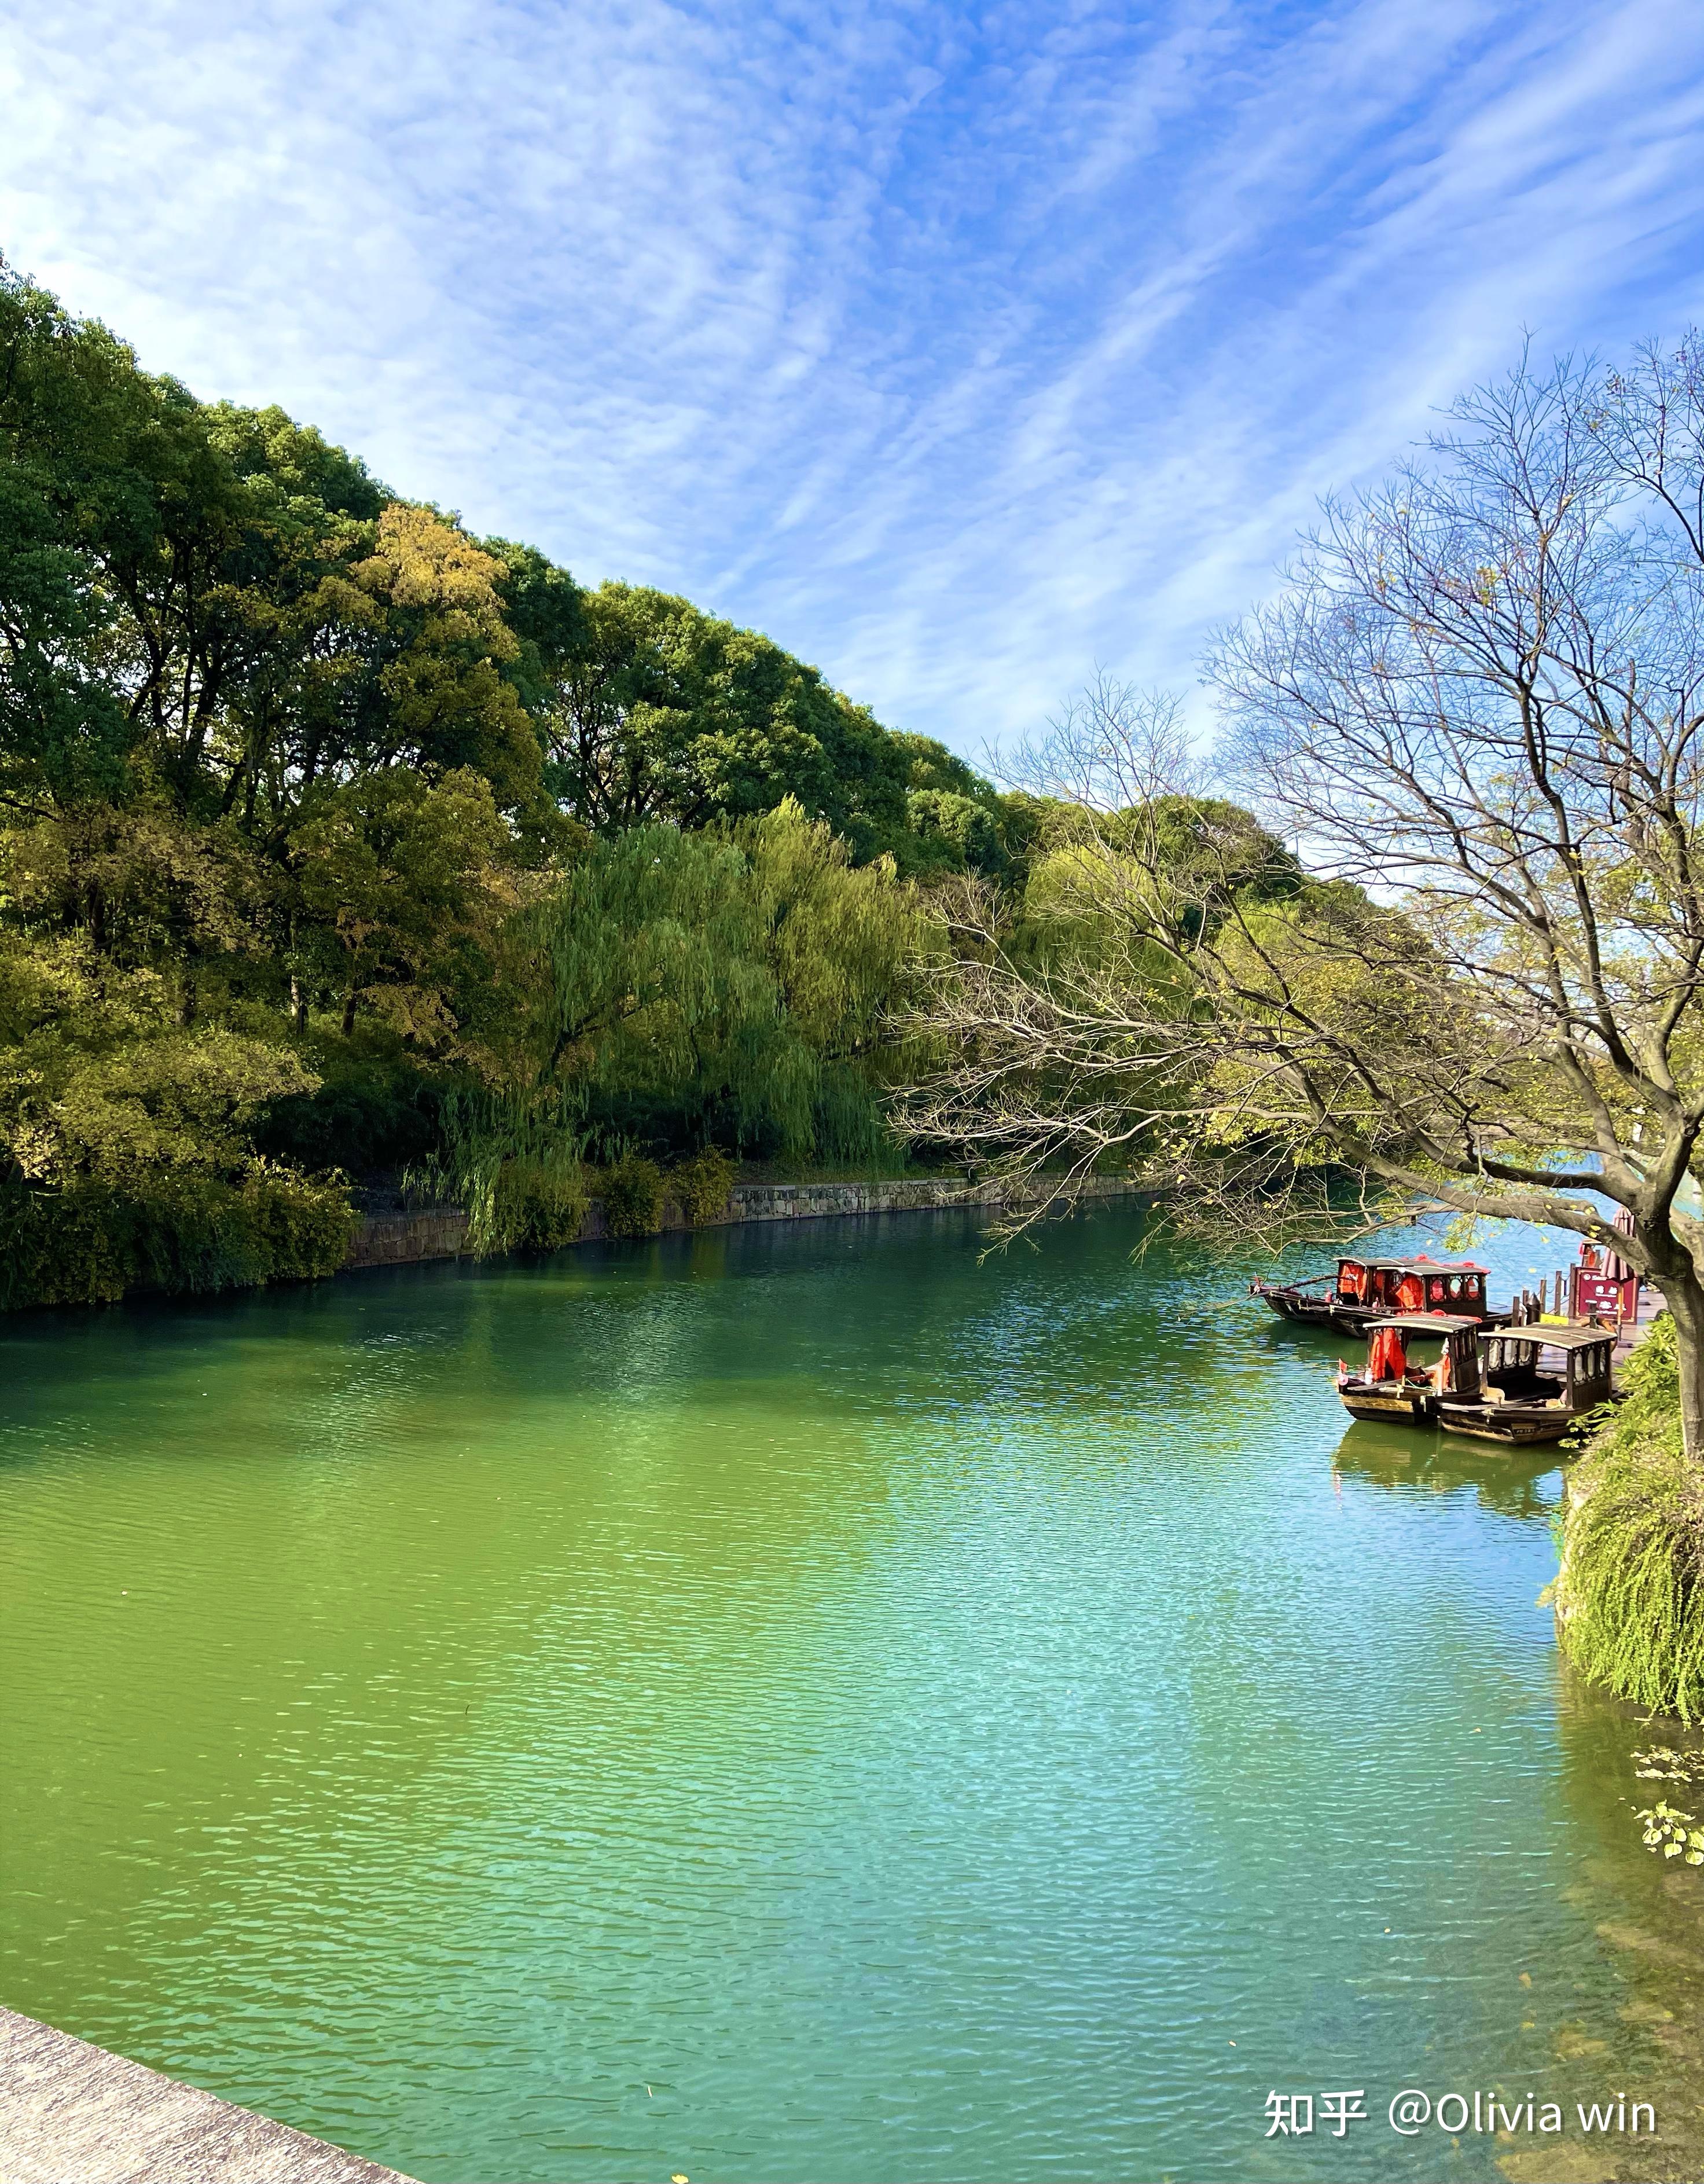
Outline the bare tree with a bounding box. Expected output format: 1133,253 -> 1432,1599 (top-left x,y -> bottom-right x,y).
903,343 -> 1704,1455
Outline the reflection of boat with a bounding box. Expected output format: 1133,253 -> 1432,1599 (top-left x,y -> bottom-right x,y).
1255,1253 -> 1499,1337
1436,1326 -> 1618,1447
1335,1313 -> 1482,1425
1332,1423 -> 1560,1515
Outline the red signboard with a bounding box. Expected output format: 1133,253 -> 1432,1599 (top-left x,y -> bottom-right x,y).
1574,1269 -> 1639,1322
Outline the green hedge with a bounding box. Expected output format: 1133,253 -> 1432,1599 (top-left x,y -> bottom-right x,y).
484,1155 -> 590,1253
600,1155 -> 666,1238
672,1148 -> 736,1225
0,1170 -> 356,1311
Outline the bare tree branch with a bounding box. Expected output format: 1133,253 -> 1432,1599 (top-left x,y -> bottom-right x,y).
903,340 -> 1704,1450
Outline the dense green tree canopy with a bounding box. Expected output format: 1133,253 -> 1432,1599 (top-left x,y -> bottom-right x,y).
1,259 -> 1291,1310
0,262 -> 1023,1302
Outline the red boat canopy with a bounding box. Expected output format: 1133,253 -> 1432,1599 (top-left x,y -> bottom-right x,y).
1367,1325 -> 1408,1381
1339,1255 -> 1489,1313
1338,1254 -> 1489,1275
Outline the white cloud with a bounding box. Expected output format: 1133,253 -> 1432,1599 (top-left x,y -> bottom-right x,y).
4,0 -> 1703,762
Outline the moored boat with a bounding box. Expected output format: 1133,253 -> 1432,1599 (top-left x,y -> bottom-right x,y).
1258,1253 -> 1497,1338
1335,1313 -> 1483,1425
1435,1326 -> 1618,1447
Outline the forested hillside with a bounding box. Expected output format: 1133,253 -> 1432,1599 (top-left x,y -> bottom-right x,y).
0,262 -> 1056,1305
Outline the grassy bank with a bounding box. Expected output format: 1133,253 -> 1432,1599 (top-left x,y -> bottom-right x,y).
1556,1316 -> 1704,1722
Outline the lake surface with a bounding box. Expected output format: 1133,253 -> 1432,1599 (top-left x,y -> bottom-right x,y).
5,1206 -> 1704,2183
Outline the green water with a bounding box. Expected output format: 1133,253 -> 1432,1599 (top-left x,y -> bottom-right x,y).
3,1207 -> 1703,2183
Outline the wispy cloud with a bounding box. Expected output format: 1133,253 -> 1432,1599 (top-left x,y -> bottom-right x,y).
5,0 -> 1704,757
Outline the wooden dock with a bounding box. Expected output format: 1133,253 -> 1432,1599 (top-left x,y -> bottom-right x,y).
1611,1284 -> 1665,1368
0,2006 -> 416,2183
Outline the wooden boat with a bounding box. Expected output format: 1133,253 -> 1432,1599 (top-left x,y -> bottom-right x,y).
1436,1326 -> 1618,1447
1258,1254 -> 1498,1338
1336,1313 -> 1483,1425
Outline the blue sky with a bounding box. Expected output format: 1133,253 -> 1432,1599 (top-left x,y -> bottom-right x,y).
5,2 -> 1704,760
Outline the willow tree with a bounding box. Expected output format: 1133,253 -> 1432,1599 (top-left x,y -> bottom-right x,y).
904,343 -> 1704,1455
488,798 -> 919,1159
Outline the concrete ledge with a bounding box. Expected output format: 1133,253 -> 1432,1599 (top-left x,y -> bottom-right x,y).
0,2006 -> 414,2184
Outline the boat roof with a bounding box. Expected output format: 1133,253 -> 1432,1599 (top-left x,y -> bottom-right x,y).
1486,1324 -> 1617,1349
1367,1313 -> 1482,1334
1341,1254 -> 1488,1273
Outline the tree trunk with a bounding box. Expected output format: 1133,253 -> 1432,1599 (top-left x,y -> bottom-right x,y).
1656,1270 -> 1704,1461
341,986 -> 357,1037
289,976 -> 309,1034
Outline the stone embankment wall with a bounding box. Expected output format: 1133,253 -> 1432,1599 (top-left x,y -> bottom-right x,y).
344,1175 -> 1143,1273
344,1204 -> 471,1268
